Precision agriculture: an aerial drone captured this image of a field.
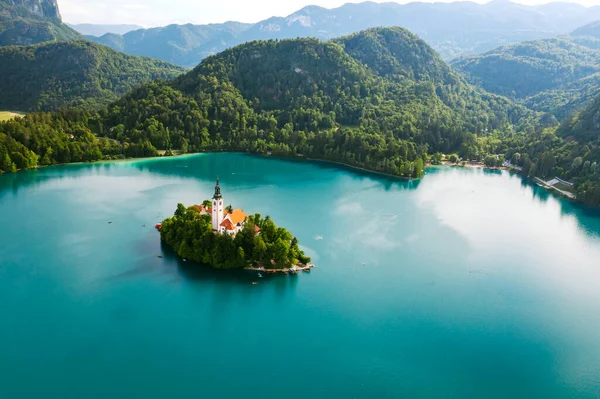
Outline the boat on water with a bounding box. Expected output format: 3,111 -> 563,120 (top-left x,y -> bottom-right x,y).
258,273 -> 263,278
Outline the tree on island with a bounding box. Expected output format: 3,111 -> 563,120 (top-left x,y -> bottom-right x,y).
159,204 -> 311,269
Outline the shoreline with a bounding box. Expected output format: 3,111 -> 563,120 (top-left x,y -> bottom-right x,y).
1,150 -> 587,209
439,160 -> 508,171
1,152 -> 204,174
303,157 -> 413,180
245,264 -> 315,274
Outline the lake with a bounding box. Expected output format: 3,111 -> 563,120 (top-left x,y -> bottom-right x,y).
1,153 -> 600,398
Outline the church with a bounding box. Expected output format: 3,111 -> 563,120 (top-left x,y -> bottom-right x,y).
194,178 -> 256,236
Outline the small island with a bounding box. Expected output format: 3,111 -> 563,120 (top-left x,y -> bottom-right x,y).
158,178 -> 312,272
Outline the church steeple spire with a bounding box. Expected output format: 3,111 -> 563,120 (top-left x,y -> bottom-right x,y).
211,176 -> 224,232
213,176 -> 222,200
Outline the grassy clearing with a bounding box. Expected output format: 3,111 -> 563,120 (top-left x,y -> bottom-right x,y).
0,111 -> 25,121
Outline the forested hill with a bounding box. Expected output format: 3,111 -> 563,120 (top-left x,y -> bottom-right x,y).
559,93 -> 600,143
333,28 -> 455,83
103,28 -> 533,175
451,35 -> 600,120
0,41 -> 185,112
0,0 -> 80,46
0,28 -> 538,179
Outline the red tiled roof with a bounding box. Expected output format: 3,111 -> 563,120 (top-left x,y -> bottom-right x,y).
193,205 -> 212,213
254,225 -> 261,232
224,209 -> 247,225
220,219 -> 235,231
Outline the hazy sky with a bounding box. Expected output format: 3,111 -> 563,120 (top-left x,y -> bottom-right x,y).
60,0 -> 600,26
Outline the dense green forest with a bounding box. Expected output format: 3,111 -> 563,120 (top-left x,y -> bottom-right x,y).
96,28 -> 536,179
2,28 -> 535,180
0,17 -> 80,45
523,73 -> 600,121
0,41 -> 185,111
160,204 -> 311,269
1,27 -> 600,208
451,34 -> 600,121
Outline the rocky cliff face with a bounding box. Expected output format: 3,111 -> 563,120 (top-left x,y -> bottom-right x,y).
1,0 -> 61,22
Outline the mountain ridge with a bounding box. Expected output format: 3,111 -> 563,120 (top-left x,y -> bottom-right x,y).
68,23 -> 143,36
86,0 -> 600,67
451,29 -> 600,120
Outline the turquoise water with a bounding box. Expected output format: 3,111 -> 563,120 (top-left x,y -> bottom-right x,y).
1,153 -> 600,398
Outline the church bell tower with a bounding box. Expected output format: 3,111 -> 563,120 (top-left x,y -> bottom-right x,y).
212,177 -> 224,232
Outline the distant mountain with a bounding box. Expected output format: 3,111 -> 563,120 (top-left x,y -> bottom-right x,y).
0,40 -> 184,112
68,23 -> 143,37
572,20 -> 600,39
88,22 -> 251,67
451,26 -> 600,120
0,0 -> 80,46
87,1 -> 600,67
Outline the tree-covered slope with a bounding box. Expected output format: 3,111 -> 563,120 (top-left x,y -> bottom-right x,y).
101,28 -> 534,174
523,73 -> 600,121
451,33 -> 600,121
334,27 -> 455,83
451,38 -> 600,99
1,28 -> 539,179
0,17 -> 79,45
0,40 -> 185,112
0,0 -> 80,46
559,93 -> 600,143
